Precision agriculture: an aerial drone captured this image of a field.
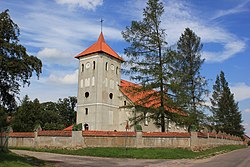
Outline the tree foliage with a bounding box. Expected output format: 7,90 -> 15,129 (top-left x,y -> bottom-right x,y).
0,10 -> 42,111
169,28 -> 208,130
12,96 -> 77,132
122,0 -> 175,132
210,71 -> 244,136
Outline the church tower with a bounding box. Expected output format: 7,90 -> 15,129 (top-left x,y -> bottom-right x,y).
75,33 -> 124,131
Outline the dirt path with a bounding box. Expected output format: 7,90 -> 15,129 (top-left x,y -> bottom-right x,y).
11,148 -> 250,167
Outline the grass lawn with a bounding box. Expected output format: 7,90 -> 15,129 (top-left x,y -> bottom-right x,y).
11,145 -> 246,159
0,151 -> 52,167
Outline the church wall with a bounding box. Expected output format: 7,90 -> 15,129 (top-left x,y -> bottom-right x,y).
6,131 -> 243,150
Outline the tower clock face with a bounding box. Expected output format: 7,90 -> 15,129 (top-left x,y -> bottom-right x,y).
86,62 -> 90,69
110,64 -> 115,70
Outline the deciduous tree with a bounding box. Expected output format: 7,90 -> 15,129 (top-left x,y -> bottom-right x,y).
0,9 -> 42,111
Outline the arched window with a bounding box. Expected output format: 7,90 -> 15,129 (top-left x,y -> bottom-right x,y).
82,64 -> 84,72
105,62 -> 108,71
116,67 -> 118,74
109,93 -> 113,99
93,61 -> 95,69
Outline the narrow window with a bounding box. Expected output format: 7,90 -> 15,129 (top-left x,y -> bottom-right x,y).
105,62 -> 108,71
85,108 -> 88,115
144,112 -> 149,126
85,92 -> 89,98
124,101 -> 127,106
109,93 -> 113,99
116,67 -> 118,74
82,64 -> 84,72
93,61 -> 95,69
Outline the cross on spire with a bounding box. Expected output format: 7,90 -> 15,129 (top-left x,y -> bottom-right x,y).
100,18 -> 104,32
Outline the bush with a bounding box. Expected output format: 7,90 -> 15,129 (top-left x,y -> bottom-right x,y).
72,123 -> 82,131
248,141 -> 250,146
135,124 -> 142,132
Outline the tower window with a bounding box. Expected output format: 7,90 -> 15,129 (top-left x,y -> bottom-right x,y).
85,108 -> 88,115
105,62 -> 108,71
85,92 -> 89,98
93,61 -> 95,69
124,101 -> 127,106
82,64 -> 84,72
116,67 -> 118,74
109,93 -> 113,99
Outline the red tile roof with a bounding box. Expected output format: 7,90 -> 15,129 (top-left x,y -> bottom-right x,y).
75,32 -> 124,62
120,80 -> 187,116
38,130 -> 72,137
142,132 -> 190,137
82,130 -> 136,137
63,125 -> 73,131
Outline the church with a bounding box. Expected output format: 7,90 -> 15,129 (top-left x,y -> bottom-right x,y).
75,32 -> 186,132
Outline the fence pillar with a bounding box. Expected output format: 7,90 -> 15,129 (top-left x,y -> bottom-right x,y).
72,131 -> 84,148
190,132 -> 198,150
136,131 -> 143,148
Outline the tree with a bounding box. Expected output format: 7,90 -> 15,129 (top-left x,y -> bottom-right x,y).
210,71 -> 244,136
122,0 -> 177,132
0,9 -> 42,111
40,102 -> 64,130
57,96 -> 77,127
12,96 -> 41,132
169,28 -> 208,130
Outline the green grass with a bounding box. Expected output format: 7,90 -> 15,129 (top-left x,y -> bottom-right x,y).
0,151 -> 52,167
11,145 -> 246,159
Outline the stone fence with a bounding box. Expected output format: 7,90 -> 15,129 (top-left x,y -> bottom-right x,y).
0,130 -> 243,150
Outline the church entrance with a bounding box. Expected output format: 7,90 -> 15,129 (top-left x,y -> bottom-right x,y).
84,123 -> 89,131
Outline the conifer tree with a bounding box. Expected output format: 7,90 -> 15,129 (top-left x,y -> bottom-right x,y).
210,71 -> 244,136
122,0 -> 174,132
169,28 -> 208,130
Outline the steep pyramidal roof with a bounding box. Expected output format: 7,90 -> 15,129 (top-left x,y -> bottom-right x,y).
75,32 -> 124,61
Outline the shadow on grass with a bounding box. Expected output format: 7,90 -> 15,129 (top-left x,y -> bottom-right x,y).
0,150 -> 53,167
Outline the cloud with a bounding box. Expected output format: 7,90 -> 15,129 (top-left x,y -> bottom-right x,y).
244,109 -> 250,113
36,48 -> 77,67
125,0 -> 246,63
212,0 -> 250,20
55,0 -> 103,10
163,0 -> 246,63
230,83 -> 250,101
37,48 -> 69,58
47,70 -> 78,85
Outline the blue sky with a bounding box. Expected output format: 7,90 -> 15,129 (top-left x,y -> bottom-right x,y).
1,0 -> 250,136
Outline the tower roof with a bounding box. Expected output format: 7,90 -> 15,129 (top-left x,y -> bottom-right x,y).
75,32 -> 124,61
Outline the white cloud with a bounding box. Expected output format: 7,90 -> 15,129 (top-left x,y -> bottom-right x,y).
47,70 -> 78,85
36,48 -> 77,67
244,109 -> 250,113
212,0 -> 250,20
125,0 -> 246,63
230,83 -> 250,101
162,0 -> 246,63
55,0 -> 103,10
37,48 -> 69,58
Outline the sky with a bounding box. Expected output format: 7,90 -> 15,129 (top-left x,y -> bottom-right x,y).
1,0 -> 250,136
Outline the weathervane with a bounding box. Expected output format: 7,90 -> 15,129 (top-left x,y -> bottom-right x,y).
100,18 -> 104,32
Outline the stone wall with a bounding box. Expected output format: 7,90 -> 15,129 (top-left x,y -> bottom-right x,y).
3,130 -> 243,150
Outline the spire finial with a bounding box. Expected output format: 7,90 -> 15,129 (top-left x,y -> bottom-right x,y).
100,18 -> 104,32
